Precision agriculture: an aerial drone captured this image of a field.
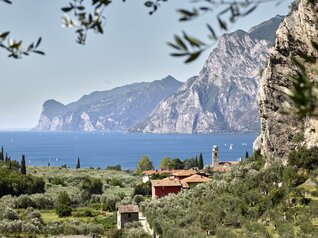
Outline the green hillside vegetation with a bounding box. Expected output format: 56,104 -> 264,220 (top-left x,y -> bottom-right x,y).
0,157 -> 145,237
0,147 -> 318,237
142,148 -> 318,237
0,157 -> 45,197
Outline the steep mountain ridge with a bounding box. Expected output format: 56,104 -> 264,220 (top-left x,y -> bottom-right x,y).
131,16 -> 284,133
34,76 -> 182,131
256,0 -> 318,159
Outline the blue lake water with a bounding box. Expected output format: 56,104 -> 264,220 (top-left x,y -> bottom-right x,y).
0,132 -> 258,169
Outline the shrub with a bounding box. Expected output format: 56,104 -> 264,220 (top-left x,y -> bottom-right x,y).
22,219 -> 41,235
81,177 -> 103,194
282,166 -> 306,186
0,195 -> 16,209
95,213 -> 116,230
133,182 -> 151,196
55,192 -> 72,217
106,227 -> 123,238
43,221 -> 64,235
289,147 -> 318,170
124,227 -> 152,238
56,205 -> 72,217
80,189 -> 92,204
44,220 -> 104,235
16,195 -> 36,209
51,177 -> 66,186
101,195 -> 121,212
0,219 -> 22,236
109,178 -> 123,187
215,227 -> 238,238
117,192 -> 126,200
22,207 -> 43,223
3,207 -> 18,220
133,195 -> 144,206
73,208 -> 94,217
31,194 -> 54,209
311,190 -> 318,197
84,209 -> 93,217
124,221 -> 142,229
90,194 -> 101,203
292,132 -> 305,143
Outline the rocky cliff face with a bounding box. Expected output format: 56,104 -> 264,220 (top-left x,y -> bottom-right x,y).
34,76 -> 182,131
256,0 -> 318,159
131,16 -> 283,133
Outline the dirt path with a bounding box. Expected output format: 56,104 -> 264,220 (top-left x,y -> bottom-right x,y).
139,212 -> 155,236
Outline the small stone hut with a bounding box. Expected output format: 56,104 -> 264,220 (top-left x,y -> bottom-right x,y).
117,205 -> 139,229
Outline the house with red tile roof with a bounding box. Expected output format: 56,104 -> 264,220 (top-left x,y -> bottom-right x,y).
151,177 -> 182,199
151,173 -> 210,198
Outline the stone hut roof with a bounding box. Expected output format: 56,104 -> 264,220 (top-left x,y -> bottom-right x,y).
118,205 -> 139,214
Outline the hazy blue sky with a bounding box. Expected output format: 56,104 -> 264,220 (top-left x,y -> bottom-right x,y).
0,0 -> 291,129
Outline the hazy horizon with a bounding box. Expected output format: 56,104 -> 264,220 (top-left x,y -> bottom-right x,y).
0,0 -> 292,129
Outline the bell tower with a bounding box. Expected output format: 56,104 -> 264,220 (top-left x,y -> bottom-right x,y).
212,145 -> 219,167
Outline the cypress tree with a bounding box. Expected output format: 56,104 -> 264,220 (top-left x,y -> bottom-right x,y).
76,157 -> 80,169
21,155 -> 26,175
5,153 -> 10,162
195,156 -> 199,168
0,146 -> 4,161
245,151 -> 249,159
199,153 -> 204,169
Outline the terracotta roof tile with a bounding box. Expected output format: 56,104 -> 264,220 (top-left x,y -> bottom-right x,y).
143,170 -> 172,176
180,174 -> 210,183
172,169 -> 197,177
151,178 -> 182,187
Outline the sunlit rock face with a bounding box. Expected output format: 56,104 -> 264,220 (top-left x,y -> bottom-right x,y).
131,16 -> 283,133
256,0 -> 318,159
34,76 -> 182,131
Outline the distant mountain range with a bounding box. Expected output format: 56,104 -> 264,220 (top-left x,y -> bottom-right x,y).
34,15 -> 283,133
130,15 -> 284,133
34,76 -> 182,131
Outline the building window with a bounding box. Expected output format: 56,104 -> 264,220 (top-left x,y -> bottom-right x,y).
128,214 -> 131,218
